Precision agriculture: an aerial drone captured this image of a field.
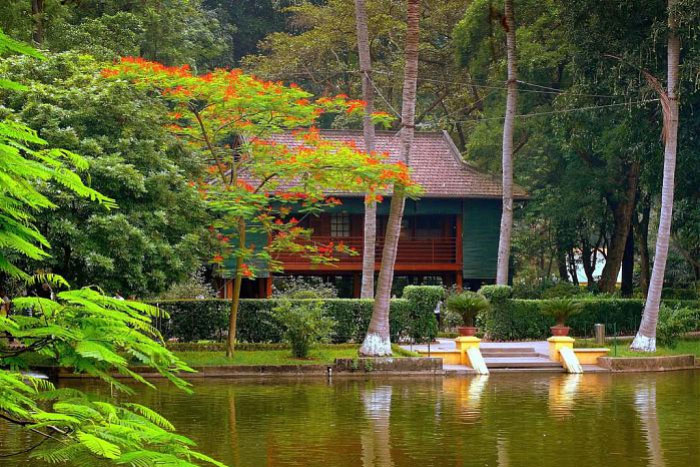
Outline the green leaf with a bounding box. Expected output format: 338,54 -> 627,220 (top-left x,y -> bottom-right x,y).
76,431 -> 122,459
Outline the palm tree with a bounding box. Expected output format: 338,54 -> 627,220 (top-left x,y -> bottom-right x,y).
354,0 -> 377,299
359,0 -> 420,356
630,0 -> 680,352
496,0 -> 517,285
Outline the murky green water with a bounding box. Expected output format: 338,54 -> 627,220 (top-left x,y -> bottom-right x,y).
2,372 -> 699,466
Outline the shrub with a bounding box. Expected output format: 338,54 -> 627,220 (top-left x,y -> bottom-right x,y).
541,282 -> 583,299
402,285 -> 442,343
272,276 -> 338,299
656,306 -> 700,347
440,309 -> 463,331
511,282 -> 544,299
540,298 -> 583,326
446,292 -> 489,326
661,287 -> 699,300
273,300 -> 336,358
157,267 -> 216,300
478,285 -> 512,302
153,295 -> 428,344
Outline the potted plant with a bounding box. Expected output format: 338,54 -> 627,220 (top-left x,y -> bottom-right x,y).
541,298 -> 582,336
446,292 -> 489,336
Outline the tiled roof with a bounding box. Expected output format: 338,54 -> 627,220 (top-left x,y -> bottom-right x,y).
267,130 -> 528,199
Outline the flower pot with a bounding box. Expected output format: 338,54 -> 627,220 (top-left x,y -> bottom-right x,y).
550,325 -> 570,337
458,326 -> 477,337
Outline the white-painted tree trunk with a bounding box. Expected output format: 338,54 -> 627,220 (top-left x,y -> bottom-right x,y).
354,0 -> 377,299
631,0 -> 680,352
496,0 -> 517,286
359,0 -> 420,357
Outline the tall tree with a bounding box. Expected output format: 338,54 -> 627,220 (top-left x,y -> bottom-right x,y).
0,29 -> 224,466
0,52 -> 211,297
105,58 -> 412,357
354,0 -> 377,299
359,0 -> 420,356
631,0 -> 681,351
496,0 -> 517,285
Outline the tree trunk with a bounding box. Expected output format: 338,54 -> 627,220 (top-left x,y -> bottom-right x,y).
621,224 -> 634,297
354,0 -> 377,299
359,0 -> 420,356
31,0 -> 45,45
557,250 -> 569,283
634,198 -> 651,297
496,0 -> 517,285
598,161 -> 640,292
631,0 -> 680,352
226,219 -> 247,357
580,238 -> 597,288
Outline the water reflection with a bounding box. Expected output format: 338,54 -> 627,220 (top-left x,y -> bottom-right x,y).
442,374 -> 488,423
2,372 -> 698,467
548,373 -> 582,418
361,385 -> 393,467
635,380 -> 665,467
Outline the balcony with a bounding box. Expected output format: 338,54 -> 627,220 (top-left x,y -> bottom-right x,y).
275,235 -> 459,271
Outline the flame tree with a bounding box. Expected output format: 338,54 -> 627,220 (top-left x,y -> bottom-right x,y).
103,58 -> 419,357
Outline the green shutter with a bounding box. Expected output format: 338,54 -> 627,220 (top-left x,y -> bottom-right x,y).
462,199 -> 501,279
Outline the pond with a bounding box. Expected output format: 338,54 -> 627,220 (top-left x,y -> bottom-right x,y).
2,372 -> 699,466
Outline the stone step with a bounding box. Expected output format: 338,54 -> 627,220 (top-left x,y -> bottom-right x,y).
481,349 -> 538,357
488,366 -> 566,373
483,357 -> 563,369
480,347 -> 537,354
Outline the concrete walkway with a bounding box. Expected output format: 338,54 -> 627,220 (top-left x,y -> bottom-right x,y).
405,338 -> 550,357
404,339 -> 609,373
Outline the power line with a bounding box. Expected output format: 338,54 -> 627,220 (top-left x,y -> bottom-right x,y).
441,99 -> 660,123
257,67 -> 625,99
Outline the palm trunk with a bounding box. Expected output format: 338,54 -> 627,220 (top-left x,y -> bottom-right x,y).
226,219 -> 246,357
354,0 -> 377,299
359,0 -> 420,356
631,0 -> 680,352
496,0 -> 517,285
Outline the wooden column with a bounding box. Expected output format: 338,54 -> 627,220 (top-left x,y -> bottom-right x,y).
265,277 -> 273,298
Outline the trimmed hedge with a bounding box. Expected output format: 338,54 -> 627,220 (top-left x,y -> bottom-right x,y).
481,298 -> 700,341
152,286 -> 442,344
403,285 -> 442,344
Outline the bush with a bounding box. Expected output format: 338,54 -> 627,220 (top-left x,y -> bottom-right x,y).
157,267 -> 216,300
541,282 -> 583,299
657,306 -> 700,347
540,298 -> 582,326
440,309 -> 463,331
402,285 -> 442,343
272,276 -> 338,299
478,285 -> 512,302
482,297 -> 700,340
446,292 -> 489,326
273,300 -> 336,357
661,287 -> 699,300
152,290 -> 437,344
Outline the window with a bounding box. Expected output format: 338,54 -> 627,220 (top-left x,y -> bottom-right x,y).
330,213 -> 350,237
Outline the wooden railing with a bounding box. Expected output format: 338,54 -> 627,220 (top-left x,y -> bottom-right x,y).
275,236 -> 457,265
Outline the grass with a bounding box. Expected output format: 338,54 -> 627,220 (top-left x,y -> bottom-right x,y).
611,339 -> 700,358
575,337 -> 700,358
173,344 -> 419,367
